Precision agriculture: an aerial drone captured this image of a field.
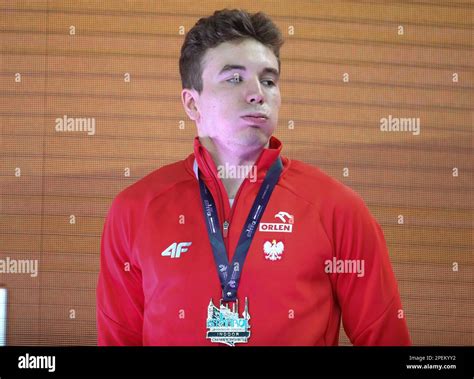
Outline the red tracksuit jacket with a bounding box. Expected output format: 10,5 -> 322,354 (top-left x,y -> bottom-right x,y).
97,136 -> 411,346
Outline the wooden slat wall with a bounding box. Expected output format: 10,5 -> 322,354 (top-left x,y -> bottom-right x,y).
0,0 -> 472,346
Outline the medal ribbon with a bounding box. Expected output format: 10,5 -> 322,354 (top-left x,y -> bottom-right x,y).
198,156 -> 283,301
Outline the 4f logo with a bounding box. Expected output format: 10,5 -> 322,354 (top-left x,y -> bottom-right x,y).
161,242 -> 192,258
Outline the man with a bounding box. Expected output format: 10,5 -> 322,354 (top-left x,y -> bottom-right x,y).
97,9 -> 411,346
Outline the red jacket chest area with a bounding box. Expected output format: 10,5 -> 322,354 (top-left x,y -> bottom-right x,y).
134,182 -> 335,346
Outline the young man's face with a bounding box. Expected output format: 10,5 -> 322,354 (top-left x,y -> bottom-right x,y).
184,38 -> 281,152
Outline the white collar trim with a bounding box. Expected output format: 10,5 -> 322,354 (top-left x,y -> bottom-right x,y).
193,159 -> 199,180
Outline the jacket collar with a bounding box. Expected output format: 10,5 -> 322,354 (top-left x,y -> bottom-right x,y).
190,136 -> 283,183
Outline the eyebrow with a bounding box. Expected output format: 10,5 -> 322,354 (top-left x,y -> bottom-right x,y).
218,64 -> 279,79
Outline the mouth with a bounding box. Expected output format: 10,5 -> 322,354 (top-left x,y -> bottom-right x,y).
243,113 -> 268,119
241,113 -> 269,126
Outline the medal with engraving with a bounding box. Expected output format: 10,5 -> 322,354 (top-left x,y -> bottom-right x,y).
198,156 -> 282,346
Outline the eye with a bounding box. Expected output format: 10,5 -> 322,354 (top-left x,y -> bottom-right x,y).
261,79 -> 275,87
227,74 -> 242,83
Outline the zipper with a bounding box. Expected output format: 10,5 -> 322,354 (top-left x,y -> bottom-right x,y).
222,220 -> 230,238
199,153 -> 254,253
200,154 -> 230,248
221,177 -> 247,248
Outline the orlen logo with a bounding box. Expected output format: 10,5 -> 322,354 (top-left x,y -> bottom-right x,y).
259,211 -> 294,233
161,242 -> 192,258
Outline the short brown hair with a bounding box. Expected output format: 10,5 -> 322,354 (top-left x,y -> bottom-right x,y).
179,9 -> 284,93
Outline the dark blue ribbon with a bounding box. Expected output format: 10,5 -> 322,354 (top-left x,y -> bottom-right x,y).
198,156 -> 283,301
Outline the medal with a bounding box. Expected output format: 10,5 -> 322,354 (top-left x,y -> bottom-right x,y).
198,156 -> 283,346
206,297 -> 251,346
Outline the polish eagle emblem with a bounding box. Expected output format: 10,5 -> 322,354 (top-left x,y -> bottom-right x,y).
263,240 -> 284,261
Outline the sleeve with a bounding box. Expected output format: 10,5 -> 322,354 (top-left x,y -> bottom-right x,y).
332,195 -> 411,346
96,194 -> 144,346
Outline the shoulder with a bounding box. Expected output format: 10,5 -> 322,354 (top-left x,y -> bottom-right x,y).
109,158 -> 194,219
283,158 -> 367,212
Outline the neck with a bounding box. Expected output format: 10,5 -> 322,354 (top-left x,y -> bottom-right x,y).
200,137 -> 268,168
199,137 -> 269,199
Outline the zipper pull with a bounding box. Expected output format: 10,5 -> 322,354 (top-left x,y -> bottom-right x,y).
222,221 -> 230,238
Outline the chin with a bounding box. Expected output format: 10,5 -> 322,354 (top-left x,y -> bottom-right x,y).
232,130 -> 270,149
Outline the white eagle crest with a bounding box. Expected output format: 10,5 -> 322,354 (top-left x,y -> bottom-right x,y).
263,240 -> 284,261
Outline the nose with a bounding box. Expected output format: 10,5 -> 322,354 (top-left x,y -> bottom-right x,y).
245,79 -> 264,105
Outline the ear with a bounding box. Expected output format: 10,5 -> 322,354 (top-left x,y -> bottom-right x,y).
181,88 -> 200,122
